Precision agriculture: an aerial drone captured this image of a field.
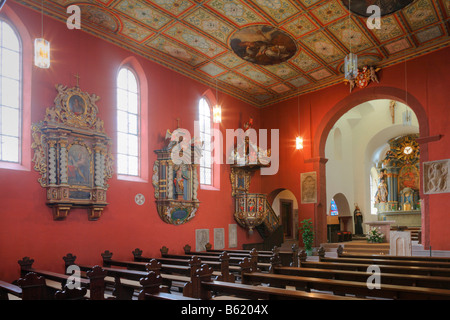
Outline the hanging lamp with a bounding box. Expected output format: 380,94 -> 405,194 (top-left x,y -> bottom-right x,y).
34,0 -> 50,69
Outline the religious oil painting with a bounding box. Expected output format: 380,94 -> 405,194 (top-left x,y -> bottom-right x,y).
230,25 -> 297,66
341,0 -> 414,17
399,164 -> 419,190
68,94 -> 86,116
301,171 -> 317,204
68,144 -> 92,187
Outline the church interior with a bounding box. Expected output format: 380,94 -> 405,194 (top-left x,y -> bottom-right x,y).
0,0 -> 449,302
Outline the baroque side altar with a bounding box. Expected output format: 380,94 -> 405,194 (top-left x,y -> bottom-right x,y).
374,134 -> 421,226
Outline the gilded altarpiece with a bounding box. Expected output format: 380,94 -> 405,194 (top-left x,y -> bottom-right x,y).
152,130 -> 202,225
31,84 -> 114,221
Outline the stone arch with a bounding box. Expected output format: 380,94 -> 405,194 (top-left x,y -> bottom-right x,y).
313,86 -> 430,246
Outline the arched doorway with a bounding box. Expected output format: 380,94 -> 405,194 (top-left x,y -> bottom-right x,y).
313,86 -> 430,247
327,193 -> 352,243
268,188 -> 299,240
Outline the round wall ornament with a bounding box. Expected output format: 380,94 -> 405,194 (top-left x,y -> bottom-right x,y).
135,193 -> 145,205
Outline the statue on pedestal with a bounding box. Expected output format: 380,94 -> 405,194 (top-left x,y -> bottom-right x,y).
354,204 -> 364,235
374,169 -> 388,205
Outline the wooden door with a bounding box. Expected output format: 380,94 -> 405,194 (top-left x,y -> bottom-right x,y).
280,199 -> 293,238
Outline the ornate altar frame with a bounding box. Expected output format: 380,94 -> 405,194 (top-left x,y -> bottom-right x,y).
31,84 -> 114,220
152,129 -> 202,225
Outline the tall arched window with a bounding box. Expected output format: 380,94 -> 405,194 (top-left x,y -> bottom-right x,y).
199,97 -> 212,186
0,19 -> 21,163
117,67 -> 140,176
330,198 -> 339,216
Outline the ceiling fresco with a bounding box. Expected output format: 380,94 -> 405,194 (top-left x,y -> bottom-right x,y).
14,0 -> 450,107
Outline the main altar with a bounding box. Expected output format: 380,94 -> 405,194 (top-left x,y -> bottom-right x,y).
374,134 -> 421,227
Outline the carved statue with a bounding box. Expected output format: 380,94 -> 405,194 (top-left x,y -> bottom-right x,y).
353,204 -> 364,235
374,169 -> 388,204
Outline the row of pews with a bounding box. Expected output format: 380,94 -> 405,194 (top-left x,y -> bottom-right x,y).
2,243 -> 450,300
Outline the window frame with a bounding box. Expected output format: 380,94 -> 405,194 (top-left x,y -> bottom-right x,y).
0,13 -> 31,172
116,66 -> 141,177
198,90 -> 220,191
198,97 -> 213,187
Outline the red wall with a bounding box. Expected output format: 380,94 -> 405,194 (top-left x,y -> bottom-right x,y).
261,46 -> 450,250
0,2 -> 263,282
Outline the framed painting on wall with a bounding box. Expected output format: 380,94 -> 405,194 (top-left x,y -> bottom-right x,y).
301,172 -> 317,204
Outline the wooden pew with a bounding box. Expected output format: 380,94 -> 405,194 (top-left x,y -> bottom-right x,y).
1,271 -> 88,300
243,272 -> 450,300
102,250 -> 194,277
183,244 -> 273,264
64,253 -> 166,299
138,271 -> 200,301
18,256 -> 109,300
182,263 -> 362,300
54,286 -> 88,300
0,272 -> 46,300
336,245 -> 450,262
319,255 -> 450,269
102,250 -> 203,292
204,242 -> 273,255
295,250 -> 450,277
270,253 -> 450,290
242,257 -> 450,300
133,248 -> 236,283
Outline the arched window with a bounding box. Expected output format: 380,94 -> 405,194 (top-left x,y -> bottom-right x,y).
330,198 -> 339,216
0,19 -> 21,163
199,97 -> 212,186
117,67 -> 140,176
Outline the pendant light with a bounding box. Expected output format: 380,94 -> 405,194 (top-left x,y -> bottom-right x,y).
34,0 -> 50,69
295,88 -> 303,150
213,78 -> 221,123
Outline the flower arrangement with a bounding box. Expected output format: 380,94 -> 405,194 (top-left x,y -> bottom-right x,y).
366,227 -> 384,243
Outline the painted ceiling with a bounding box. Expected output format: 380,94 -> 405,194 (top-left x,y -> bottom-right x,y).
15,0 -> 450,107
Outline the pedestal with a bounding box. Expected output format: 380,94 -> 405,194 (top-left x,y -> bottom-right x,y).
338,216 -> 352,232
390,231 -> 412,256
364,220 -> 395,242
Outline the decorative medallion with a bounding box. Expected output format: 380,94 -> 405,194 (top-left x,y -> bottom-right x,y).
230,25 -> 297,66
135,193 -> 145,205
341,0 -> 414,17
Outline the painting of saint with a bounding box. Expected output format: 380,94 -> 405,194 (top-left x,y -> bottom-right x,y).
69,95 -> 86,116
341,0 -> 413,17
399,165 -> 419,190
230,25 -> 297,66
68,144 -> 91,187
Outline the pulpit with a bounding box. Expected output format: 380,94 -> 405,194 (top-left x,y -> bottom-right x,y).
364,220 -> 395,242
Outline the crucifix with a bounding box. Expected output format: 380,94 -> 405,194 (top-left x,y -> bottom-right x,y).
73,73 -> 81,88
176,117 -> 181,129
389,100 -> 396,124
